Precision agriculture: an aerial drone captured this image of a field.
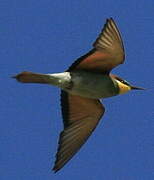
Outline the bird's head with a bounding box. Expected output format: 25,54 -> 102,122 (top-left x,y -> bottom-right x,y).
111,74 -> 145,94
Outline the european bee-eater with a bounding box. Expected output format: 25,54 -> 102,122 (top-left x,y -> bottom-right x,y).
13,18 -> 144,172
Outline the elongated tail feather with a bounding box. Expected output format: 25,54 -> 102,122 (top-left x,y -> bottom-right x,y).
12,71 -> 49,84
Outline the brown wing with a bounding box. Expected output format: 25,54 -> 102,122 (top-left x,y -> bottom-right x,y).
52,91 -> 105,172
68,18 -> 125,73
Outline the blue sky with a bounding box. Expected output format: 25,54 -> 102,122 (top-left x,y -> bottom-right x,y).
1,0 -> 154,179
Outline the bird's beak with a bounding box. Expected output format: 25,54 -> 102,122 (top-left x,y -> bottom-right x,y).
131,86 -> 145,90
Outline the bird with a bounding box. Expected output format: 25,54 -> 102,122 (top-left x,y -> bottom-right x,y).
13,18 -> 144,172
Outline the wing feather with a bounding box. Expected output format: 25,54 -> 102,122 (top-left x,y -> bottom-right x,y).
52,91 -> 105,172
68,18 -> 125,73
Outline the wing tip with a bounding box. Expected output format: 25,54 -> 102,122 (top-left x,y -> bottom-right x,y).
106,17 -> 114,22
52,166 -> 60,173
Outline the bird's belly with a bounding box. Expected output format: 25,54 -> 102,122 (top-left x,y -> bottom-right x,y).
66,72 -> 119,99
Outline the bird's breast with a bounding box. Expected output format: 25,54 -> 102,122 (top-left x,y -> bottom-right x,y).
65,71 -> 119,99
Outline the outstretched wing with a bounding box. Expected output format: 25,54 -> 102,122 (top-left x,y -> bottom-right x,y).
52,91 -> 105,172
68,18 -> 125,73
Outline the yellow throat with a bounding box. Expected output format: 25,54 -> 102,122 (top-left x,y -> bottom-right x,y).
116,80 -> 131,94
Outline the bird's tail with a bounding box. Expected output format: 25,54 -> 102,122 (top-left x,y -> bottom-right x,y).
12,71 -> 50,84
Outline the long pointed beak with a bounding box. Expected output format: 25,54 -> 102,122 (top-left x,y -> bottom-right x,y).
131,86 -> 145,90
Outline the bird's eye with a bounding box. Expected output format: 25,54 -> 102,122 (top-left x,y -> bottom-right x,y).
121,80 -> 130,85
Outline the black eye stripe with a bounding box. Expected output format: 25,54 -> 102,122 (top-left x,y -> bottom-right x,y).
113,75 -> 130,86
121,80 -> 130,85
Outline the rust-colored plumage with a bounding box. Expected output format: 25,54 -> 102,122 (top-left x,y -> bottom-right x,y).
53,91 -> 105,172
13,18 -> 144,172
68,18 -> 125,73
13,72 -> 49,84
53,18 -> 125,171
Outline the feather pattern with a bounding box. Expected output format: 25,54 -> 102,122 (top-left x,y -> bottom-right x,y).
53,91 -> 105,172
68,18 -> 125,73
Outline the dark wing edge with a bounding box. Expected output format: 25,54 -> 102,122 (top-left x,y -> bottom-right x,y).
52,91 -> 105,172
67,48 -> 97,72
67,18 -> 125,73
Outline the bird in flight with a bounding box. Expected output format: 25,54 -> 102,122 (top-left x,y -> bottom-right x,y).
13,18 -> 144,172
